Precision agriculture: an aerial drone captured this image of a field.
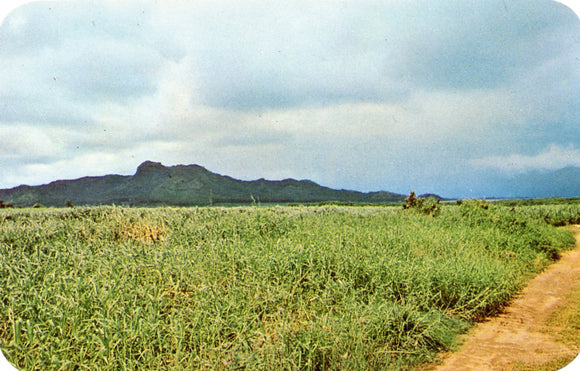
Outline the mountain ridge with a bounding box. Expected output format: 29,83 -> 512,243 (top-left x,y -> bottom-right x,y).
0,161 -> 407,207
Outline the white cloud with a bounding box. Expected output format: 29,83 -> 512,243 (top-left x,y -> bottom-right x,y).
0,123 -> 72,161
555,0 -> 580,17
4,150 -> 137,187
470,144 -> 580,174
0,0 -> 44,24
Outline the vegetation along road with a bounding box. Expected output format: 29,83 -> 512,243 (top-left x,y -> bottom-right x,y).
0,200 -> 579,369
431,225 -> 580,370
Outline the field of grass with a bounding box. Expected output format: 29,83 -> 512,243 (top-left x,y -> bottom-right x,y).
0,202 -> 578,369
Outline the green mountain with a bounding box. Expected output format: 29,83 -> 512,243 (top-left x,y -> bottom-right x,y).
0,161 -> 406,207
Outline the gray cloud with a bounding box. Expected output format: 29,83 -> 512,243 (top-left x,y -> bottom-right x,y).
179,0 -> 580,110
390,0 -> 579,90
1,1 -> 166,104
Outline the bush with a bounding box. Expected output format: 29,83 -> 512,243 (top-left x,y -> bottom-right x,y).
403,191 -> 441,216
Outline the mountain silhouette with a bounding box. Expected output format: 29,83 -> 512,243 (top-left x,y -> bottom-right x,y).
0,161 -> 407,207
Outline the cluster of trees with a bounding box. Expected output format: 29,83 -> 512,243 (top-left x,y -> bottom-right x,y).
0,200 -> 75,208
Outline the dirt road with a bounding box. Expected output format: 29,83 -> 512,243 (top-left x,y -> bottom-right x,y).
431,226 -> 580,371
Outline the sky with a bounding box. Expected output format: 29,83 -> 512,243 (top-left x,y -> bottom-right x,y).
0,0 -> 579,198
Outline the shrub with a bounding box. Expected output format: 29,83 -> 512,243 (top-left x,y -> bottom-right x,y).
403,191 -> 441,216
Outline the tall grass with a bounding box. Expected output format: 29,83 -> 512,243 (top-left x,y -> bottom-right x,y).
0,203 -> 577,369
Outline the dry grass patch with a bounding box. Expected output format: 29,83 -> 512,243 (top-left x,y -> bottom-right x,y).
545,281 -> 580,347
513,228 -> 580,371
116,222 -> 166,244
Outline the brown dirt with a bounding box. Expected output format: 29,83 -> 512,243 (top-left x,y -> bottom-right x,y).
428,226 -> 580,371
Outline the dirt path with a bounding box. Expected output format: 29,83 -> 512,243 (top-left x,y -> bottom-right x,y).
431,226 -> 580,371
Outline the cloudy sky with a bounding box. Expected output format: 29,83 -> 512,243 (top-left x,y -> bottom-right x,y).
0,0 -> 579,198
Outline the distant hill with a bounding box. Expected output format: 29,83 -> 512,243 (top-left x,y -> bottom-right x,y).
462,166 -> 580,199
0,161 -> 407,207
507,166 -> 580,198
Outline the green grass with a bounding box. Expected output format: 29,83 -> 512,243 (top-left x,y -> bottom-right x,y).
547,280 -> 580,348
0,203 -> 578,369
